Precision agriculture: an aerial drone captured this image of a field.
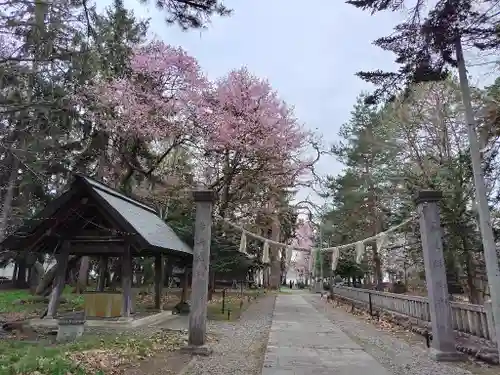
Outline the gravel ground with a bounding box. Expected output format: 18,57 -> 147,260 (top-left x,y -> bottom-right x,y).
304,294 -> 498,375
185,295 -> 276,375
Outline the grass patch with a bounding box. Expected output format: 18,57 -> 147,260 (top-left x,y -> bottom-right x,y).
0,290 -> 35,313
0,287 -> 265,318
0,287 -> 263,321
0,287 -> 84,317
0,330 -> 187,375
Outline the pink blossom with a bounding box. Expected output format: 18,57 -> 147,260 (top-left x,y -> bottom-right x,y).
77,46 -> 313,207
80,41 -> 208,140
200,67 -> 311,192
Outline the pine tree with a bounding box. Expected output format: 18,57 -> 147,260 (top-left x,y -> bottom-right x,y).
349,0 -> 500,352
329,94 -> 400,284
138,0 -> 231,29
347,0 -> 500,103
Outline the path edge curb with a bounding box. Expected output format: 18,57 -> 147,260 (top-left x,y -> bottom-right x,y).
177,356 -> 197,375
257,294 -> 278,372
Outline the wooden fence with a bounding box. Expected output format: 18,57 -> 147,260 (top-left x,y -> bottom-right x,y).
331,285 -> 496,342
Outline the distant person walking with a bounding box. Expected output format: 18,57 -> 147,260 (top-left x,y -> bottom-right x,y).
289,280 -> 293,289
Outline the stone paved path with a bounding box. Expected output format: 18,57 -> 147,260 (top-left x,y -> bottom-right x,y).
261,294 -> 391,375
304,295 -> 477,375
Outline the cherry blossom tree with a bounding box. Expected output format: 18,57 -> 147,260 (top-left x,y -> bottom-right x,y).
289,219 -> 314,281
200,67 -> 311,217
82,49 -> 310,203
86,40 -> 208,140
195,67 -> 312,290
77,40 -> 209,188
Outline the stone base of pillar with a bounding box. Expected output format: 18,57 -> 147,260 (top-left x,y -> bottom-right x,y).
117,317 -> 133,323
180,344 -> 213,356
429,348 -> 466,362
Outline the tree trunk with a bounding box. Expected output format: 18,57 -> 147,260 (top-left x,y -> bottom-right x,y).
263,267 -> 270,287
0,157 -> 20,242
456,231 -> 484,304
208,269 -> 215,301
269,256 -> 281,289
269,213 -> 281,289
12,263 -> 18,283
76,256 -> 90,293
465,251 -> 484,304
364,119 -> 383,287
280,248 -> 287,285
15,259 -> 28,288
372,241 -> 383,286
34,256 -> 79,296
29,261 -> 44,294
34,263 -> 58,295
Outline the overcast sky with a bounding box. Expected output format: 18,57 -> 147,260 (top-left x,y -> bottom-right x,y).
97,0 -> 496,207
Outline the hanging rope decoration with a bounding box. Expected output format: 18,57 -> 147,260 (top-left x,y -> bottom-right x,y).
376,232 -> 388,253
216,214 -> 413,254
330,247 -> 339,271
355,241 -> 365,264
239,231 -> 248,254
215,215 -> 413,272
262,240 -> 270,263
217,214 -> 311,251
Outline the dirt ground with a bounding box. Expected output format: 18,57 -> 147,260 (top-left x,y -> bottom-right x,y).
123,351 -> 193,375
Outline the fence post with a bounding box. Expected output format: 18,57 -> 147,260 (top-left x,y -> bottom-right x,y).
368,292 -> 373,317
485,299 -> 497,342
415,190 -> 464,361
221,288 -> 226,314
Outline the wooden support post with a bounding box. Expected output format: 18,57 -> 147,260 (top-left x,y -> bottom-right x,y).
181,267 -> 190,303
97,256 -> 108,292
188,190 -> 214,347
12,263 -> 18,284
121,244 -> 132,318
46,241 -> 70,319
154,254 -> 163,310
415,191 -> 464,361
164,258 -> 173,303
164,258 -> 173,287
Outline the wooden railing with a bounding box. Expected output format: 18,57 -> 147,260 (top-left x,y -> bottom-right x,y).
331,285 -> 496,342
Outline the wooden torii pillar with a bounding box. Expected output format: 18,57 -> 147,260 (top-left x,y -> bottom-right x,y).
183,190 -> 215,355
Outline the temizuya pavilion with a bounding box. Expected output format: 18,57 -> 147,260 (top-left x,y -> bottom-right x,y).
1,174 -> 193,326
